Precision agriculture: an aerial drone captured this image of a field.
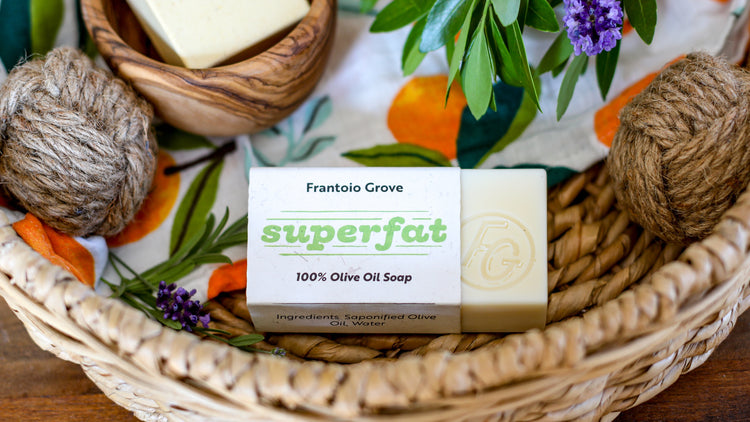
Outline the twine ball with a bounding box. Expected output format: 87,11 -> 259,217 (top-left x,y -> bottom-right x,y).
0,47 -> 157,237
609,52 -> 750,245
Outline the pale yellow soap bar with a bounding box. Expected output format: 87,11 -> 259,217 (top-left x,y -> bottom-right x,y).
460,170 -> 547,332
126,0 -> 310,68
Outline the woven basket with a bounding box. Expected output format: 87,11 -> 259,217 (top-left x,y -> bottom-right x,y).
1,161 -> 749,421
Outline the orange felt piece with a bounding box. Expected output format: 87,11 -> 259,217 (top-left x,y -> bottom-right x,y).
12,213 -> 96,287
208,259 -> 247,300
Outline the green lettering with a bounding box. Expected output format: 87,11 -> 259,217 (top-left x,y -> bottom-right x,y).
283,225 -> 310,243
358,224 -> 381,242
376,217 -> 404,251
308,225 -> 335,251
402,224 -> 429,243
337,224 -> 357,243
261,225 -> 281,242
428,218 -> 447,242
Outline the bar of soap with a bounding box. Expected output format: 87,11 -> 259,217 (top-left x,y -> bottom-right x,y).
460,170 -> 547,332
125,0 -> 310,68
246,168 -> 547,334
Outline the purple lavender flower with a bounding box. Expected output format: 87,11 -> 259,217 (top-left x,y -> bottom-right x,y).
157,281 -> 211,331
563,0 -> 623,56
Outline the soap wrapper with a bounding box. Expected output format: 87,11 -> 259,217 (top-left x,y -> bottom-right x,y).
247,167 -> 463,333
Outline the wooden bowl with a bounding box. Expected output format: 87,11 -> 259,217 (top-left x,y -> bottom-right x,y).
80,0 -> 336,137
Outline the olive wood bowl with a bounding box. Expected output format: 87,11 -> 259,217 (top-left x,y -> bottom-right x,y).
80,0 -> 336,136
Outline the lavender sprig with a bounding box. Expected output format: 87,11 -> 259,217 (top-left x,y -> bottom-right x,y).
101,210 -> 283,355
103,209 -> 246,331
156,281 -> 210,332
563,0 -> 624,56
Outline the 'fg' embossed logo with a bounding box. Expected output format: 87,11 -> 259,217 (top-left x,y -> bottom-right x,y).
461,213 -> 535,290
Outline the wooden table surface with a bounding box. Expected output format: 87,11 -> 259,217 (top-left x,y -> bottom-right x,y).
1,296 -> 748,421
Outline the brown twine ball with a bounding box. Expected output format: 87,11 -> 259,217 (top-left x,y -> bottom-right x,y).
0,47 -> 157,237
609,52 -> 750,245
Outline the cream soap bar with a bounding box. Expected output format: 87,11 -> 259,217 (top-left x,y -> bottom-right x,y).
125,0 -> 310,68
246,168 -> 547,333
460,170 -> 547,332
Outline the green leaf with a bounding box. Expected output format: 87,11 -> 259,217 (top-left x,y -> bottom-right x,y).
446,0 -> 479,95
360,0 -> 379,13
403,16 -> 428,75
30,0 -> 63,55
525,0 -> 559,32
290,136 -> 336,162
342,144 -> 452,167
420,0 -> 471,52
0,0 -> 31,73
487,13 -> 520,85
75,0 -> 98,58
551,57 -> 569,77
159,262 -> 197,284
556,53 -> 588,120
302,96 -> 333,134
170,160 -> 224,256
190,253 -> 233,266
147,308 -> 183,330
229,334 -> 266,347
476,86 -> 538,166
595,39 -> 620,100
517,0 -> 529,31
536,31 -> 573,75
444,27 -> 455,65
462,9 -> 494,120
457,80 -> 525,168
487,86 -> 498,112
623,0 -> 657,44
201,212 -> 225,249
156,124 -> 214,150
370,0 -> 436,32
145,224 -> 207,282
504,21 -> 540,109
490,0 -> 520,26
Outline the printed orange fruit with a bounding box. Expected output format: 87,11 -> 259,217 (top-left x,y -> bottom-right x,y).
106,151 -> 180,247
388,75 -> 467,160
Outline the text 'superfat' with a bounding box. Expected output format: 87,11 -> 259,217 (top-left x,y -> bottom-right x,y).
261,216 -> 447,251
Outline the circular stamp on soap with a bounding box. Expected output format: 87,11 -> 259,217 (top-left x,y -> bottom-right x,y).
461,212 -> 535,290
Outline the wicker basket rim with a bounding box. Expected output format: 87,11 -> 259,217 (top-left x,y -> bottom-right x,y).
1,167 -> 750,417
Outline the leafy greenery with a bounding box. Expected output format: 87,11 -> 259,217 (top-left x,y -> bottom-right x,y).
170,159 -> 224,255
251,96 -> 336,166
365,0 -> 658,120
343,143 -> 453,166
30,0 -> 64,55
623,0 -> 657,44
104,208 -> 284,355
104,209 -> 246,325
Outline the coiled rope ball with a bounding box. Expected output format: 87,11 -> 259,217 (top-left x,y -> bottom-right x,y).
0,47 -> 157,237
609,52 -> 750,245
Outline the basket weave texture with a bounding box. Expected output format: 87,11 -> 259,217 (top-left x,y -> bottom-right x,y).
1,162 -> 749,421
